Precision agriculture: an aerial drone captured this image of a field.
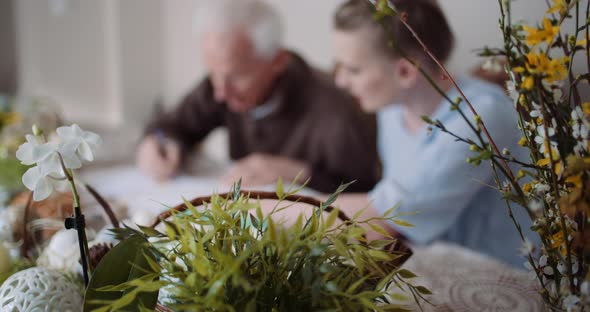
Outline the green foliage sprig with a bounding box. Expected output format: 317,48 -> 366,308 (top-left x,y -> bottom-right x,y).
91,182 -> 428,312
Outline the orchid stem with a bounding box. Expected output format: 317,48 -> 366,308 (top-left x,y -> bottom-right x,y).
58,153 -> 91,286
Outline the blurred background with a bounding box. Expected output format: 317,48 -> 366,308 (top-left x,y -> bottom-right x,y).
0,0 -> 549,164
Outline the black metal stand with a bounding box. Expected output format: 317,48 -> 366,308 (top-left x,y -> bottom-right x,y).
65,206 -> 90,286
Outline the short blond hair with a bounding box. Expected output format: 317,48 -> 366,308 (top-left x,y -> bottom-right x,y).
194,0 -> 284,59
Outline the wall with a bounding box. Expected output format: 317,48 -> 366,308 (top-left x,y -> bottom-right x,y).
14,0 -> 163,130
163,0 -> 549,106
0,0 -> 17,95
12,0 -> 553,163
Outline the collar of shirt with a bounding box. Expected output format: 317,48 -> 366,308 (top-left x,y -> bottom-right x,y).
249,94 -> 281,120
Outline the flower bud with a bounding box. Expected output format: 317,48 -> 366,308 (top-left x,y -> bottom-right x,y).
32,124 -> 43,137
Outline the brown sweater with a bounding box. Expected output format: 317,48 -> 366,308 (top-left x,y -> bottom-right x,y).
147,53 -> 379,193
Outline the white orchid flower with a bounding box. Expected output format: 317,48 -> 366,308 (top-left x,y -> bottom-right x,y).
22,166 -> 58,201
15,134 -> 58,166
56,124 -> 102,162
16,124 -> 101,201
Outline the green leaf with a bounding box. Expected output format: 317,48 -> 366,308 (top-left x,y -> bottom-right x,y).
393,219 -> 414,227
84,235 -> 159,312
325,208 -> 339,229
231,178 -> 242,201
396,269 -> 417,279
368,223 -> 392,238
390,293 -> 409,301
164,221 -> 178,240
137,225 -> 163,238
415,285 -> 432,295
276,177 -> 284,198
267,218 -> 277,242
323,181 -> 354,207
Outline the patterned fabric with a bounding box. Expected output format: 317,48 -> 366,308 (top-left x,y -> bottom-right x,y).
394,243 -> 544,311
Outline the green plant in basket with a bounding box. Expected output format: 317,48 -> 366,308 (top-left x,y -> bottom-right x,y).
86,181 -> 428,312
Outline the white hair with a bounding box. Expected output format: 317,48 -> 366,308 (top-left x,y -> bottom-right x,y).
193,0 -> 284,59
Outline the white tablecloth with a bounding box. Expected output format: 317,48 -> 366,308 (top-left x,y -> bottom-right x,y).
399,242 -> 545,311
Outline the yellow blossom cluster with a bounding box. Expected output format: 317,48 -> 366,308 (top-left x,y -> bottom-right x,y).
0,112 -> 21,127
546,0 -> 569,16
515,9 -> 570,91
522,18 -> 560,47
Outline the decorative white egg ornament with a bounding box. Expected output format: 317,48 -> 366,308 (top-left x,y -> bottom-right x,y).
0,267 -> 83,311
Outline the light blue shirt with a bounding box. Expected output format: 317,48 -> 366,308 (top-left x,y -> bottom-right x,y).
369,77 -> 536,267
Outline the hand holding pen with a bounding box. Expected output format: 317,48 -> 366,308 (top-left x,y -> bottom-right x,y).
136,130 -> 182,181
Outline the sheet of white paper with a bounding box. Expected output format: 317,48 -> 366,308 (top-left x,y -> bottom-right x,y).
81,164 -> 321,223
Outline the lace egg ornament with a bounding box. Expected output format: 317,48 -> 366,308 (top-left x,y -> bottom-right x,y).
0,267 -> 83,311
37,229 -> 81,273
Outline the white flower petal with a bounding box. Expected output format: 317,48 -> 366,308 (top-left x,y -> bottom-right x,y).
22,167 -> 43,191
61,152 -> 82,169
76,140 -> 94,161
56,125 -> 77,140
539,255 -> 548,266
56,124 -> 101,163
31,142 -> 58,163
33,176 -> 53,201
83,131 -> 101,147
38,154 -> 64,176
15,143 -> 36,165
543,266 -> 554,275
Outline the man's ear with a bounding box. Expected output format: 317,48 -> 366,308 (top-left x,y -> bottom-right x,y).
271,50 -> 291,74
394,58 -> 420,90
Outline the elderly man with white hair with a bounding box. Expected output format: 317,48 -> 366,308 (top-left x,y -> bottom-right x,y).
137,0 -> 379,193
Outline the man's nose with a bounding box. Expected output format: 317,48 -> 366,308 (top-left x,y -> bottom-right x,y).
213,79 -> 230,102
334,70 -> 349,90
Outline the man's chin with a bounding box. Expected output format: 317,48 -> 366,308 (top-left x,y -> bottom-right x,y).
227,101 -> 253,113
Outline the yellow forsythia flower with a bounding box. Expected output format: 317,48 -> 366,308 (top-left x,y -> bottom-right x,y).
522,18 -> 560,46
554,161 -> 563,176
522,181 -> 536,194
547,0 -> 568,15
0,112 -> 21,126
537,158 -> 551,167
524,52 -> 569,83
522,76 -> 535,90
565,173 -> 583,189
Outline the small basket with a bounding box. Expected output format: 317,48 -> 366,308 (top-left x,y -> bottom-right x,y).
20,184 -> 120,259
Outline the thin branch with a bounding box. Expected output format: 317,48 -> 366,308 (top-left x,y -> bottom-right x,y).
396,14 -> 516,181
85,183 -> 120,228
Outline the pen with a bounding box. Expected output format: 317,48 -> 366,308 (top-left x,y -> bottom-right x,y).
154,129 -> 168,159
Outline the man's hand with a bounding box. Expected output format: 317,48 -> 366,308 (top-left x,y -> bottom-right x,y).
136,135 -> 182,181
222,153 -> 310,187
